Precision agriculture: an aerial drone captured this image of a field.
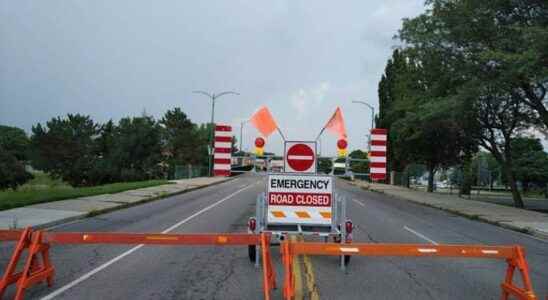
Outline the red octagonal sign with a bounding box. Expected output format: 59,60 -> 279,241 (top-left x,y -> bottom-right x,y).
285,142 -> 316,173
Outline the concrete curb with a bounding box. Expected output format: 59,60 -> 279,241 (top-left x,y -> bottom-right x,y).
349,181 -> 548,241
27,177 -> 236,230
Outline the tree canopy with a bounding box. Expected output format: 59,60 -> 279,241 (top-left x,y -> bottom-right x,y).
380,0 -> 548,206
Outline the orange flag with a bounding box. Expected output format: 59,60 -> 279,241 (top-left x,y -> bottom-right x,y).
249,106 -> 278,138
324,107 -> 347,139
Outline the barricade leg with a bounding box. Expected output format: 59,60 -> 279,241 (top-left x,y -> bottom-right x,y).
0,228 -> 32,298
13,231 -> 55,300
260,233 -> 276,300
500,246 -> 536,300
281,241 -> 294,300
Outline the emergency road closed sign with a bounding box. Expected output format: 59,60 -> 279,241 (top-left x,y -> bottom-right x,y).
267,174 -> 332,225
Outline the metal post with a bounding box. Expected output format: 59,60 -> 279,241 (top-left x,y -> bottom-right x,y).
210,96 -> 215,177
352,100 -> 375,152
240,120 -> 248,154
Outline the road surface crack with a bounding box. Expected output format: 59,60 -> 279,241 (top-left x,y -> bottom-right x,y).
386,258 -> 436,300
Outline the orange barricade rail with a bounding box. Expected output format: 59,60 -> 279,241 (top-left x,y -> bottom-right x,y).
0,228 -> 276,300
281,241 -> 537,300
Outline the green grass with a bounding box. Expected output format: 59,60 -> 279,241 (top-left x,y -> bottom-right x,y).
0,172 -> 170,211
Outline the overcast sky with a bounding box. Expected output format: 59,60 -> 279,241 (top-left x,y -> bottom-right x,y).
1,1 -> 428,155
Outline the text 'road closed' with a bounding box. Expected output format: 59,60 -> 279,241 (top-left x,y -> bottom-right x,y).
268,192 -> 331,207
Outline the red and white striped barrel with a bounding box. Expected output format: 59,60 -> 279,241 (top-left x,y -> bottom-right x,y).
213,124 -> 232,177
369,128 -> 387,181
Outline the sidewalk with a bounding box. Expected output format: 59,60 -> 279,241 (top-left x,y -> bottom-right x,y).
350,181 -> 548,239
0,177 -> 231,229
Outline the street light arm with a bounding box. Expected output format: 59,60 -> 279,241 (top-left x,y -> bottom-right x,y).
193,90 -> 213,98
352,100 -> 374,110
215,91 -> 240,99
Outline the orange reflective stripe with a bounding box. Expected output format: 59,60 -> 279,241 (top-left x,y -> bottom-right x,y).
294,211 -> 311,218
271,211 -> 286,218
319,212 -> 331,219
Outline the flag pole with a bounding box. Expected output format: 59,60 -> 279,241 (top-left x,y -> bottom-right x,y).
315,127 -> 326,141
276,127 -> 286,141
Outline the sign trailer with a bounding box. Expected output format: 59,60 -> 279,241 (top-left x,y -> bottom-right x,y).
249,140 -> 352,269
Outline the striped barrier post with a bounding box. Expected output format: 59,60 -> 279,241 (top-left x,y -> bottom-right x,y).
369,128 -> 387,181
214,124 -> 232,177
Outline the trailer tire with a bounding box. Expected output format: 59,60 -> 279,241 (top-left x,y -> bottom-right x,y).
248,245 -> 257,263
344,255 -> 351,266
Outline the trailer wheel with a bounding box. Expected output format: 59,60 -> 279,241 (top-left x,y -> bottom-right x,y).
248,245 -> 257,263
344,254 -> 351,266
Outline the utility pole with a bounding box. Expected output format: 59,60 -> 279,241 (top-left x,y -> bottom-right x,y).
193,90 -> 240,176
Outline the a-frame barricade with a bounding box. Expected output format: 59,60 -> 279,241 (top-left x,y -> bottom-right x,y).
281,241 -> 537,300
0,228 -> 275,300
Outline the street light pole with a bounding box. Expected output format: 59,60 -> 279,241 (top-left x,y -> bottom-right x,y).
239,119 -> 249,154
352,100 -> 375,150
193,90 -> 240,176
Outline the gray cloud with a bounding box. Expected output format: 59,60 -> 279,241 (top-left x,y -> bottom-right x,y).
1,0 -> 426,155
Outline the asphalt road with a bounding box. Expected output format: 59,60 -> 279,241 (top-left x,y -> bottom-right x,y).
1,174 -> 546,299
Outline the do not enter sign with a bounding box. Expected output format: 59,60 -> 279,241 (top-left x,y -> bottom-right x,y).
284,141 -> 317,173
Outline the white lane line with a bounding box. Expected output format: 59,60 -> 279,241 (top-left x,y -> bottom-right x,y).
41,184 -> 255,300
351,198 -> 366,207
403,226 -> 439,245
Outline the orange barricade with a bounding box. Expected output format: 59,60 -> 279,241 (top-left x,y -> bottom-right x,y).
0,228 -> 276,300
281,241 -> 537,300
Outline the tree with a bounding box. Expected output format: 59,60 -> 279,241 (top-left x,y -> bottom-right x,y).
0,125 -> 33,189
90,120 -> 119,184
317,157 -> 333,174
511,137 -> 548,192
380,48 -> 473,192
395,0 -> 545,207
160,108 -> 201,177
0,146 -> 33,190
471,152 -> 501,188
231,136 -> 239,154
113,116 -> 164,181
0,125 -> 30,161
30,114 -> 99,186
348,150 -> 368,175
194,123 -> 214,168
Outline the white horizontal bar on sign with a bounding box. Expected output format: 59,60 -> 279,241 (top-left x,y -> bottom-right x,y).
287,155 -> 314,160
371,134 -> 387,141
214,142 -> 232,149
215,131 -> 232,137
370,145 -> 387,152
214,164 -> 231,170
370,167 -> 386,174
369,156 -> 386,163
214,153 -> 231,159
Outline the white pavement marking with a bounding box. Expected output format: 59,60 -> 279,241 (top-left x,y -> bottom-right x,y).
351,198 -> 366,207
40,183 -> 255,300
403,226 -> 439,245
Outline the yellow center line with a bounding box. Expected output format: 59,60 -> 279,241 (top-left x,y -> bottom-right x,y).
303,249 -> 320,300
290,235 -> 304,300
293,235 -> 320,300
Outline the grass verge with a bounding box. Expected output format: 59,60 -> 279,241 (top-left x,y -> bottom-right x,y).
0,177 -> 171,211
